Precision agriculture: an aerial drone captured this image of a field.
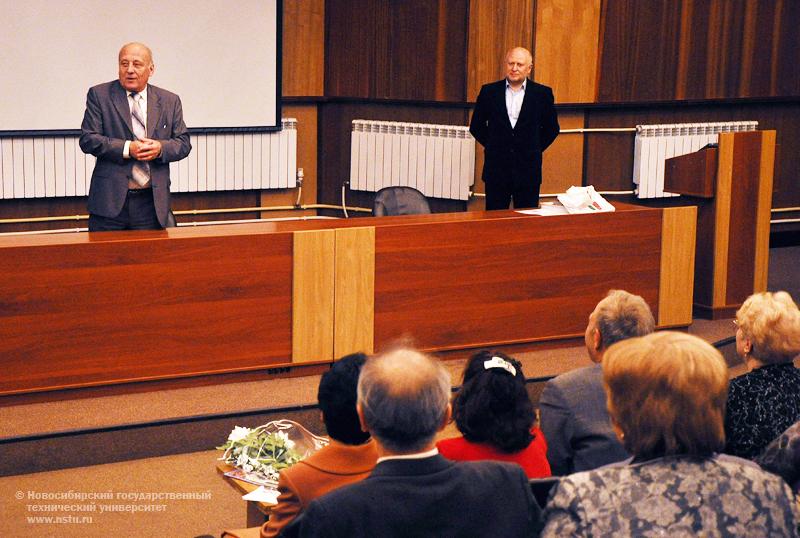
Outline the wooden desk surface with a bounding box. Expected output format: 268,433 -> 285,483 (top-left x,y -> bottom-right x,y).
0,204 -> 692,395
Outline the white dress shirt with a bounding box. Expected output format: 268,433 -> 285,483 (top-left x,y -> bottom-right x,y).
505,79 -> 526,128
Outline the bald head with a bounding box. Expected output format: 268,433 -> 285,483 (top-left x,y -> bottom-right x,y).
504,47 -> 533,89
118,42 -> 154,92
505,47 -> 533,65
357,349 -> 451,453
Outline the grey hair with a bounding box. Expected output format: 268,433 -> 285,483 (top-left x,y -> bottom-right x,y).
595,289 -> 655,349
357,348 -> 451,453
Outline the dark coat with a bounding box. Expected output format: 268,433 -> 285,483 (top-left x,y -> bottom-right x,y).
296,454 -> 540,537
469,78 -> 559,187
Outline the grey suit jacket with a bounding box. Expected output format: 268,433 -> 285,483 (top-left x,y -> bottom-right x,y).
79,80 -> 191,227
296,455 -> 540,538
539,363 -> 629,476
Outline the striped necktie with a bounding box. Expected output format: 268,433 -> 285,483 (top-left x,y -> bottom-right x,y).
130,92 -> 150,187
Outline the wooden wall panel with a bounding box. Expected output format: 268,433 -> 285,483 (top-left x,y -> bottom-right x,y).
324,0 -> 376,97
325,0 -> 467,101
467,0 -> 535,100
542,111 -> 585,195
379,1 -> 467,101
534,0 -> 601,104
597,1 -> 682,102
283,0 -> 325,96
599,0 -> 800,102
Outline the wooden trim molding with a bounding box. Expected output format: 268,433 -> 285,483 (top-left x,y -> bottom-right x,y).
753,130 -> 776,292
712,132 -> 735,307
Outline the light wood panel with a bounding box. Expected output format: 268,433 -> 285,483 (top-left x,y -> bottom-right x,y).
283,0 -> 325,96
467,0 -> 535,100
334,226 -> 375,357
658,206 -> 697,327
534,0 -> 601,103
542,111 -> 585,195
292,229 -> 336,362
754,130 -> 776,292
712,133 -> 735,308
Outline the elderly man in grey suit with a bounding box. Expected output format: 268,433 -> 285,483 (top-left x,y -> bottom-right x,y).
80,42 -> 191,231
539,290 -> 655,476
295,348 -> 540,537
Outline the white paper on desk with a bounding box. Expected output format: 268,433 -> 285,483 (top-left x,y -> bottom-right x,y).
516,203 -> 570,216
242,486 -> 280,504
556,186 -> 615,214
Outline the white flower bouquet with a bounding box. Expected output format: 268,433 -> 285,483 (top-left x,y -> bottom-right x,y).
217,419 -> 328,486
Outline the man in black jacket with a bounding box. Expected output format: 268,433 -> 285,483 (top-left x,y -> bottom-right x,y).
295,348 -> 541,538
470,47 -> 559,210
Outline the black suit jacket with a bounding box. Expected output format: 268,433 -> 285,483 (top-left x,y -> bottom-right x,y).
79,80 -> 191,227
296,454 -> 540,538
469,79 -> 559,186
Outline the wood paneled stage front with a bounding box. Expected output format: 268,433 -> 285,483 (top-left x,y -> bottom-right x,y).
0,203 -> 695,396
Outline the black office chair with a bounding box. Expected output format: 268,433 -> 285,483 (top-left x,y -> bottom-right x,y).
372,186 -> 431,217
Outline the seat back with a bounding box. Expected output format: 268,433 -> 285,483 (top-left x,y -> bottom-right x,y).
372,186 -> 431,217
529,477 -> 560,509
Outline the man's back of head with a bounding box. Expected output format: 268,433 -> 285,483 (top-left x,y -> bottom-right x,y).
541,289 -> 655,475
589,289 -> 655,361
357,348 -> 451,454
298,347 -> 541,537
318,352 -> 370,445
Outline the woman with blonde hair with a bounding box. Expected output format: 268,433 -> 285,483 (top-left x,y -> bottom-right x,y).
725,291 -> 800,459
541,331 -> 798,536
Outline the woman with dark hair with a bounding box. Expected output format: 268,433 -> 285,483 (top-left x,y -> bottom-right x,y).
436,350 -> 551,478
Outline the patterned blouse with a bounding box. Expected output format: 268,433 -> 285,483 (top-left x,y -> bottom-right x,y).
756,419 -> 800,493
541,455 -> 799,537
724,363 -> 800,459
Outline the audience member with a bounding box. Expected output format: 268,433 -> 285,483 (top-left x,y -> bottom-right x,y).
725,291 -> 800,459
296,348 -> 540,537
756,419 -> 800,494
539,290 -> 654,475
222,353 -> 378,538
541,332 -> 799,536
436,350 -> 550,477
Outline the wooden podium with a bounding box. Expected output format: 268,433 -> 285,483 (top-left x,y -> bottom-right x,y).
665,130 -> 776,319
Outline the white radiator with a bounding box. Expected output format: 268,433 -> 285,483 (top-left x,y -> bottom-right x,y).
0,119 -> 297,199
349,120 -> 475,201
633,121 -> 758,199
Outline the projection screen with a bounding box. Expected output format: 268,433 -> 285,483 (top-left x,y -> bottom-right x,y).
0,0 -> 280,134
